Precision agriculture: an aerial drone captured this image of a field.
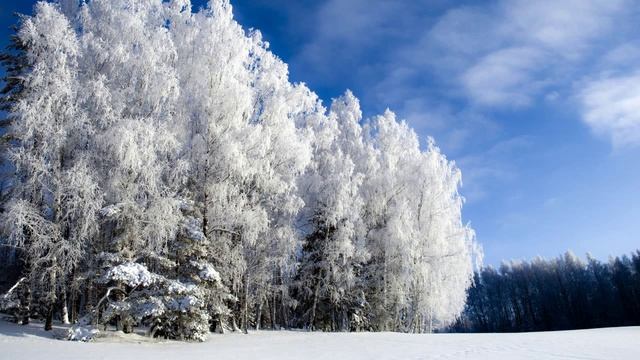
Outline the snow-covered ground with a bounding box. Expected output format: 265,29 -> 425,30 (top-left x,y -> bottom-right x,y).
0,320 -> 638,360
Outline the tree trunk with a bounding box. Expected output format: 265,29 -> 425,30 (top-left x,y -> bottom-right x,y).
44,306 -> 53,331
61,291 -> 70,324
242,274 -> 249,334
255,300 -> 262,330
86,283 -> 97,326
202,190 -> 208,238
123,320 -> 133,334
20,283 -> 31,325
342,307 -> 348,331
70,289 -> 78,324
309,282 -> 320,331
331,307 -> 336,331
115,281 -> 125,331
281,290 -> 289,330
271,291 -> 277,330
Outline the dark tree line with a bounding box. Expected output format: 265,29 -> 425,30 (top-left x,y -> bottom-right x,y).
451,250 -> 640,332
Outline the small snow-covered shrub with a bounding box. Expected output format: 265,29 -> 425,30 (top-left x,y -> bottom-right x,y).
67,325 -> 100,342
97,261 -> 216,341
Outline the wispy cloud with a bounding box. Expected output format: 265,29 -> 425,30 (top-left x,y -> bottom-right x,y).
399,100 -> 502,156
295,0 -> 631,121
501,0 -> 624,53
251,0 -> 640,207
461,47 -> 546,107
579,72 -> 640,147
457,136 -> 534,203
421,0 -> 628,107
231,0 -> 640,264
290,0 -> 425,87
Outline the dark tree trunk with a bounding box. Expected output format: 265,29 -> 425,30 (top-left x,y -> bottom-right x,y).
309,282 -> 320,331
271,291 -> 277,330
44,306 -> 53,331
242,273 -> 249,334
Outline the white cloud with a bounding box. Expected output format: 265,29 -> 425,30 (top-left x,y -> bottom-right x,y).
424,0 -> 627,107
399,99 -> 502,156
426,6 -> 503,58
579,72 -> 640,147
278,0 -> 638,153
280,0 -> 637,205
290,0 -> 629,110
461,47 -> 545,107
599,43 -> 640,74
502,0 -> 624,54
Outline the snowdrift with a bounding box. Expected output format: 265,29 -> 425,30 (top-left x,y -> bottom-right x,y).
0,320 -> 638,360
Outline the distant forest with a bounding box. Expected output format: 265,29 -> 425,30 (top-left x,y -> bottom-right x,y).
451,251 -> 640,332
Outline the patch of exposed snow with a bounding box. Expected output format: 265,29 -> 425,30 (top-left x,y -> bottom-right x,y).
191,261 -> 221,283
165,280 -> 197,295
99,204 -> 122,218
179,199 -> 195,212
101,262 -> 156,287
182,216 -> 206,242
132,298 -> 166,319
167,296 -> 201,312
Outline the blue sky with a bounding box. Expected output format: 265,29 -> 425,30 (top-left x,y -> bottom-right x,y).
2,1 -> 639,266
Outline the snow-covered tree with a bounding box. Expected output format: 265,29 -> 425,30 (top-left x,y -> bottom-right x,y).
165,1 -> 312,331
359,110 -> 477,332
77,0 -> 182,255
1,2 -> 101,330
296,91 -> 369,331
0,0 -> 479,338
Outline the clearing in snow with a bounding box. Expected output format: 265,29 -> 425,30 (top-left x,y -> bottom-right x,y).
0,320 -> 638,360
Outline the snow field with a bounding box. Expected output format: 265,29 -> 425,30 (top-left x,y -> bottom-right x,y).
1,320 -> 638,360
